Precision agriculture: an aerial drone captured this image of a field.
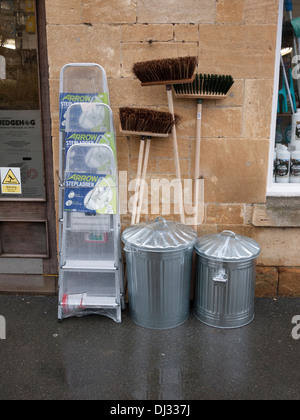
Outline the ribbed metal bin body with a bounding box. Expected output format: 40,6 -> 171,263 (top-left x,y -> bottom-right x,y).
122,218 -> 197,329
193,231 -> 260,329
125,246 -> 194,329
194,256 -> 256,328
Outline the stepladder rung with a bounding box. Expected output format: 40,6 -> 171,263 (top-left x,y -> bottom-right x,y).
61,293 -> 119,308
61,259 -> 117,272
58,293 -> 122,323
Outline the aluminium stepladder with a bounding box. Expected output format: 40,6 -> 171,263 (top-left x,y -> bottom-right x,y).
58,64 -> 124,322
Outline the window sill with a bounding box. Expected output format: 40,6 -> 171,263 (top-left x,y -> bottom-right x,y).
253,196 -> 300,227
267,184 -> 300,197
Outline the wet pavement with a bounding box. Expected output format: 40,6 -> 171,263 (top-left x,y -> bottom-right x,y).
0,295 -> 299,400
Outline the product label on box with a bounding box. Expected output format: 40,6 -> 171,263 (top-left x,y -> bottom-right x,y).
65,131 -> 116,160
64,173 -> 116,214
59,92 -> 109,131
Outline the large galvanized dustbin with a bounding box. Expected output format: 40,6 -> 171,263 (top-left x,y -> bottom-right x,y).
122,217 -> 197,329
194,230 -> 261,329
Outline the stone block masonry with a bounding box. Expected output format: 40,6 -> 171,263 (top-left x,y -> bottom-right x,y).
45,0 -> 300,296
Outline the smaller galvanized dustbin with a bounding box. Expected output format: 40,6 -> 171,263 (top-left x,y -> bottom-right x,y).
122,217 -> 197,329
194,230 -> 261,329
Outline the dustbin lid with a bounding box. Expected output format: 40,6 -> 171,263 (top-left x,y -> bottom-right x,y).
122,217 -> 198,252
195,230 -> 261,262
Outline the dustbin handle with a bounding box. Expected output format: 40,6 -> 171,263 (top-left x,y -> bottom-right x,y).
212,232 -> 235,283
155,216 -> 168,226
212,270 -> 228,283
220,230 -> 236,238
124,245 -> 138,254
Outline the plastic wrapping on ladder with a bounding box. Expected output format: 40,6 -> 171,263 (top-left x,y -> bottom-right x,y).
58,64 -> 124,322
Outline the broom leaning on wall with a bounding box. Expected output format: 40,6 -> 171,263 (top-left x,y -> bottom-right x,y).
173,73 -> 234,226
119,107 -> 180,225
132,56 -> 197,224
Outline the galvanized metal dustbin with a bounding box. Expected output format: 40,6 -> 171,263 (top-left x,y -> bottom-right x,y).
194,230 -> 261,329
122,217 -> 198,329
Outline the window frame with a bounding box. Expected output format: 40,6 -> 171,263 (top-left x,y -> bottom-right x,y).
267,0 -> 300,197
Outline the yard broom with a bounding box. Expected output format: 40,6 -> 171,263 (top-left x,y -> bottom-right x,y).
173,73 -> 234,226
119,107 -> 179,224
132,56 -> 197,224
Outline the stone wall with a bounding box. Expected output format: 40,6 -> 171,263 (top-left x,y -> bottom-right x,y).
45,0 -> 300,296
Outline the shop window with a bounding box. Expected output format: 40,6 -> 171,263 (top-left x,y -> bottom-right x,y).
268,0 -> 300,196
0,55 -> 5,79
0,0 -> 45,200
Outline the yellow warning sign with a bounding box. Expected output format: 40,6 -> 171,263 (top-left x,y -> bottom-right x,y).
2,169 -> 20,185
1,168 -> 22,194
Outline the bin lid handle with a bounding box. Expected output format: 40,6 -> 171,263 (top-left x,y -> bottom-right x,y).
220,230 -> 236,238
124,245 -> 138,253
155,216 -> 168,226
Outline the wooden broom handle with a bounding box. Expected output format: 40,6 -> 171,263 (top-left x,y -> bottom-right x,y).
166,85 -> 185,224
136,137 -> 151,224
193,99 -> 202,228
195,100 -> 202,180
131,137 -> 145,225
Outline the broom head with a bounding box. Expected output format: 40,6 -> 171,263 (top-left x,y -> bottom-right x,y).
119,107 -> 180,137
132,56 -> 197,86
173,73 -> 234,99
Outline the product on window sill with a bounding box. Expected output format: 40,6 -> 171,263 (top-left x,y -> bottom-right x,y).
290,145 -> 300,183
290,108 -> 300,149
276,144 -> 290,183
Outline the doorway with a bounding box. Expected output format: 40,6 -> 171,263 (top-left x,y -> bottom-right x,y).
0,0 -> 57,294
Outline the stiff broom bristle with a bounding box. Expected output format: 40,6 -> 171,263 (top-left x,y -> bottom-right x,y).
132,56 -> 197,85
173,73 -> 234,97
119,107 -> 180,135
